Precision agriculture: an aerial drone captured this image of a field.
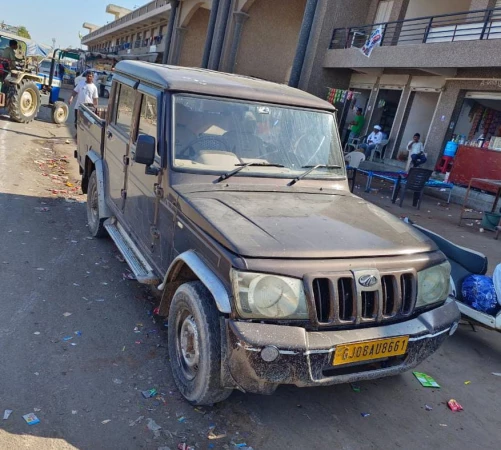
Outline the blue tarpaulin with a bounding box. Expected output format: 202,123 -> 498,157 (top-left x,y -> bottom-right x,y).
26,41 -> 52,57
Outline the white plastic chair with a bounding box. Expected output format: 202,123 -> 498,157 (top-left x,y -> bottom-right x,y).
370,139 -> 389,161
344,136 -> 360,154
345,151 -> 366,168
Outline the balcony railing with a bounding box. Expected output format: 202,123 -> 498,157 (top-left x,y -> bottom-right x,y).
82,0 -> 169,43
330,7 -> 501,50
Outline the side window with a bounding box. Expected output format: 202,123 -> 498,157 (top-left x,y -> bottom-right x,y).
113,83 -> 135,137
137,94 -> 158,145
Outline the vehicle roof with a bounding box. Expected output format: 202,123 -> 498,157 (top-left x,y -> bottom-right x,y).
114,61 -> 335,111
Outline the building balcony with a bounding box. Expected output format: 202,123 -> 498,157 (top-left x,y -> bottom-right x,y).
82,0 -> 170,45
325,7 -> 501,73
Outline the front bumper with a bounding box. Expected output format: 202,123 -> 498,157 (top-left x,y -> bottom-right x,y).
224,298 -> 460,394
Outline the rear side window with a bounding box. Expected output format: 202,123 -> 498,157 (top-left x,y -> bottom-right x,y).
113,83 -> 135,137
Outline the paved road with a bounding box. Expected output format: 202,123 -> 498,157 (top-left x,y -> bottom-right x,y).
0,98 -> 500,450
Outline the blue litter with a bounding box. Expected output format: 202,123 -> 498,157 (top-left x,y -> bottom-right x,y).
361,412 -> 370,418
462,275 -> 499,315
63,336 -> 73,341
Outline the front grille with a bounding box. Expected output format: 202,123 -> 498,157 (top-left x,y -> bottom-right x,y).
308,271 -> 416,326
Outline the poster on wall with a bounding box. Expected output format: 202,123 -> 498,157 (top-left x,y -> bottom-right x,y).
360,26 -> 384,57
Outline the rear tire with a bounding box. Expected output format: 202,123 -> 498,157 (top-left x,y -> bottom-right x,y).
86,171 -> 107,238
52,101 -> 69,124
168,281 -> 232,405
7,79 -> 41,123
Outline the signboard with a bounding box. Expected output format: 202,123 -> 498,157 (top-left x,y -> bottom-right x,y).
360,26 -> 384,58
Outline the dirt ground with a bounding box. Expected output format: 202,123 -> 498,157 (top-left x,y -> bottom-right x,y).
0,92 -> 500,450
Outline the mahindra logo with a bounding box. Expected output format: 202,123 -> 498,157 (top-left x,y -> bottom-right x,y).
358,274 -> 378,287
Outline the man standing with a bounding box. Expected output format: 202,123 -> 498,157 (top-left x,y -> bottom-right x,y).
359,125 -> 383,159
348,108 -> 365,142
2,40 -> 23,69
68,72 -> 99,126
408,133 -> 427,167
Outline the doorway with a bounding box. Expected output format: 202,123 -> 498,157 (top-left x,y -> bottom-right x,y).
368,89 -> 402,140
339,89 -> 371,146
394,91 -> 440,159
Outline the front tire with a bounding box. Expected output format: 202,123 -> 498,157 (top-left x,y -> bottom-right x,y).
86,171 -> 107,238
168,281 -> 232,405
52,101 -> 69,124
7,79 -> 41,123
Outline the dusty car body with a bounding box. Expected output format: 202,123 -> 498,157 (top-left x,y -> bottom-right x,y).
75,61 -> 460,405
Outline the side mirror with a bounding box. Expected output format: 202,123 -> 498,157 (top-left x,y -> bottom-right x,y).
135,134 -> 156,166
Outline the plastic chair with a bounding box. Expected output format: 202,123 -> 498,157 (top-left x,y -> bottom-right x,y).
370,139 -> 389,161
395,168 -> 433,209
345,151 -> 366,168
344,136 -> 360,154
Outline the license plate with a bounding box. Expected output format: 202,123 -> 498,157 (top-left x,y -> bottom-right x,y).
333,336 -> 409,366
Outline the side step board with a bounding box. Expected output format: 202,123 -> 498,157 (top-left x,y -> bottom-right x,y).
104,218 -> 159,285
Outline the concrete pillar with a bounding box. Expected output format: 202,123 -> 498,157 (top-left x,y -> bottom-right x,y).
162,0 -> 180,65
169,26 -> 188,65
386,83 -> 412,159
423,85 -> 463,169
201,0 -> 220,68
208,0 -> 232,70
289,0 -> 318,88
225,11 -> 249,73
361,82 -> 381,136
298,0 -> 326,91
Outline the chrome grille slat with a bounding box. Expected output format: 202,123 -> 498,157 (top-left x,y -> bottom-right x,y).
310,271 -> 416,326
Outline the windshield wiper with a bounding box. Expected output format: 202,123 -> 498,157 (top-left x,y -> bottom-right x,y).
214,162 -> 285,183
287,164 -> 342,186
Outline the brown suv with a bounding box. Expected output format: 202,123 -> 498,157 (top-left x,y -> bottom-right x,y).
75,61 -> 460,405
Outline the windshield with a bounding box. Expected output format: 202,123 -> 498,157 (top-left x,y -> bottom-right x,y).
172,95 -> 344,180
0,36 -> 27,56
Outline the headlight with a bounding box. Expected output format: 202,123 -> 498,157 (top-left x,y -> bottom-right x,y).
416,261 -> 451,308
231,270 -> 308,319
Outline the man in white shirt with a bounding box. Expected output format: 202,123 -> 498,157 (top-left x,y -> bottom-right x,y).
359,125 -> 383,158
408,133 -> 427,167
68,72 -> 99,126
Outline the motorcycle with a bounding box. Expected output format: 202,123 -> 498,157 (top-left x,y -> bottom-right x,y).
412,223 -> 501,332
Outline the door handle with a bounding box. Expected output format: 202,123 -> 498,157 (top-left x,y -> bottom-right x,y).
107,131 -> 113,139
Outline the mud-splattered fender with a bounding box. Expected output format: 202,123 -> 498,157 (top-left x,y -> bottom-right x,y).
87,149 -> 112,220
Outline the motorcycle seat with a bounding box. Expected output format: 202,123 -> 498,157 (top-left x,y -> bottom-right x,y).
413,225 -> 488,275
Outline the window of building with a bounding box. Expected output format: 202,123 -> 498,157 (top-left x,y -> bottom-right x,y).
113,83 -> 136,137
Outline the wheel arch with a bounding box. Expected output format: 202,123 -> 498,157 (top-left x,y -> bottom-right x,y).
84,150 -> 112,219
158,251 -> 232,316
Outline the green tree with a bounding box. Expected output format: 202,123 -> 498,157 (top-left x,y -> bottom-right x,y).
17,26 -> 31,39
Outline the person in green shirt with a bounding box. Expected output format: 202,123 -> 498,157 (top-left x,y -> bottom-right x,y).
2,40 -> 23,69
348,108 -> 365,141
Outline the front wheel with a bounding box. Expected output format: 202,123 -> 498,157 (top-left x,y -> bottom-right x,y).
86,171 -> 107,238
168,281 -> 232,405
52,101 -> 69,124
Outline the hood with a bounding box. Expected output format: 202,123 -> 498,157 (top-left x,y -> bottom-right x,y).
181,190 -> 435,259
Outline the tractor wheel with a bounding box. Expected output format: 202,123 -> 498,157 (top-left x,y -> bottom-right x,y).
52,101 -> 69,124
7,79 -> 41,123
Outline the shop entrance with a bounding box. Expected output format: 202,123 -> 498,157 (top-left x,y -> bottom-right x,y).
392,91 -> 440,159
452,92 -> 501,145
339,89 -> 371,146
367,89 -> 402,140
